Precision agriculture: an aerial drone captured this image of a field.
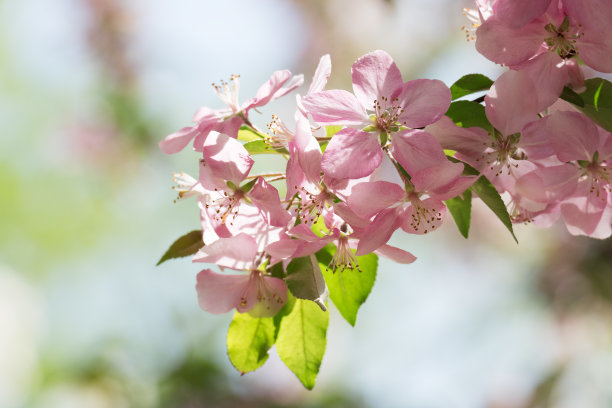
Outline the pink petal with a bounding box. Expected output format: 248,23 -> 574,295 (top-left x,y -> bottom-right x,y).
294,115 -> 322,183
202,132 -> 254,184
249,177 -> 292,227
159,126 -> 200,155
561,195 -> 612,238
308,54 -> 332,94
493,0 -> 552,28
546,111 -> 599,162
425,116 -> 490,163
475,17 -> 546,66
374,244 -> 417,264
410,161 -> 464,194
396,79 -> 451,128
348,181 -> 404,218
485,70 -> 540,136
321,128 -> 382,179
245,70 -> 293,109
351,50 -> 404,109
356,208 -> 400,255
302,90 -> 368,126
391,129 -> 447,175
195,269 -> 253,314
192,233 -> 257,270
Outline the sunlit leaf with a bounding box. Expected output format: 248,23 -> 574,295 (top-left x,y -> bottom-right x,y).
576,78 -> 612,132
237,124 -> 266,141
227,312 -> 275,374
316,246 -> 377,326
156,230 -> 203,265
275,298 -> 329,390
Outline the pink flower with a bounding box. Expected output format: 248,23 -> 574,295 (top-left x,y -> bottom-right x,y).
517,111 -> 612,238
475,0 -> 612,109
302,50 -> 451,179
194,234 -> 287,316
159,70 -> 303,154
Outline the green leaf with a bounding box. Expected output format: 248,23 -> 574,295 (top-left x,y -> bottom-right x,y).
559,86 -> 584,107
450,74 -> 494,100
326,125 -> 342,137
445,189 -> 472,239
445,100 -> 492,130
575,78 -> 612,132
243,140 -> 270,154
275,298 -> 329,390
285,255 -> 328,311
316,247 -> 378,327
237,124 -> 266,141
156,230 -> 203,266
227,312 -> 276,374
243,140 -> 288,155
470,176 -> 518,243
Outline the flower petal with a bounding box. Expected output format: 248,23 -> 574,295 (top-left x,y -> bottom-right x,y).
195,269 -> 253,314
396,79 -> 451,128
321,128 -> 382,179
202,132 -> 254,184
391,129 -> 447,175
302,90 -> 368,126
351,50 -> 404,109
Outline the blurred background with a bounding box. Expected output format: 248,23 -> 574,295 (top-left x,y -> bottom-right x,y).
2,0 -> 612,407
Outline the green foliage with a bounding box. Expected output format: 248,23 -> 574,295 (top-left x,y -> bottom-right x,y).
316,246 -> 378,326
326,125 -> 343,137
226,312 -> 276,374
275,298 -> 329,390
285,255 -> 328,311
576,78 -> 612,132
559,86 -> 584,107
450,74 -> 494,100
237,124 -> 265,141
445,100 -> 492,130
157,230 -> 204,265
470,176 -> 518,243
445,189 -> 472,238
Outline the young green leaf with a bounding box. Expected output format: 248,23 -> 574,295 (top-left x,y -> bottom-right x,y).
445,100 -> 492,130
576,78 -> 612,132
326,125 -> 342,138
285,255 -> 328,311
445,189 -> 472,239
275,298 -> 329,390
227,312 -> 276,374
450,74 -> 494,100
156,230 -> 203,266
237,124 -> 266,141
316,247 -> 378,327
470,176 -> 518,243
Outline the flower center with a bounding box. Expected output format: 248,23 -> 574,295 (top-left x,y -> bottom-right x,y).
371,96 -> 404,133
329,235 -> 361,273
406,194 -> 443,234
266,114 -> 294,150
476,132 -> 525,177
212,74 -> 241,112
205,189 -> 244,225
584,158 -> 611,200
544,17 -> 583,59
297,186 -> 329,224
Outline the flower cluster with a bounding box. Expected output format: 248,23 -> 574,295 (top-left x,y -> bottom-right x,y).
158,0 -> 612,388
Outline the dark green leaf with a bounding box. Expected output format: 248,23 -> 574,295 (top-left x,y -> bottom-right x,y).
316,246 -> 377,326
275,298 -> 329,390
156,230 -> 203,266
445,189 -> 472,239
470,176 -> 518,243
285,255 -> 328,311
559,86 -> 584,107
450,74 -> 494,100
575,78 -> 612,131
445,100 -> 492,130
227,312 -> 275,374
